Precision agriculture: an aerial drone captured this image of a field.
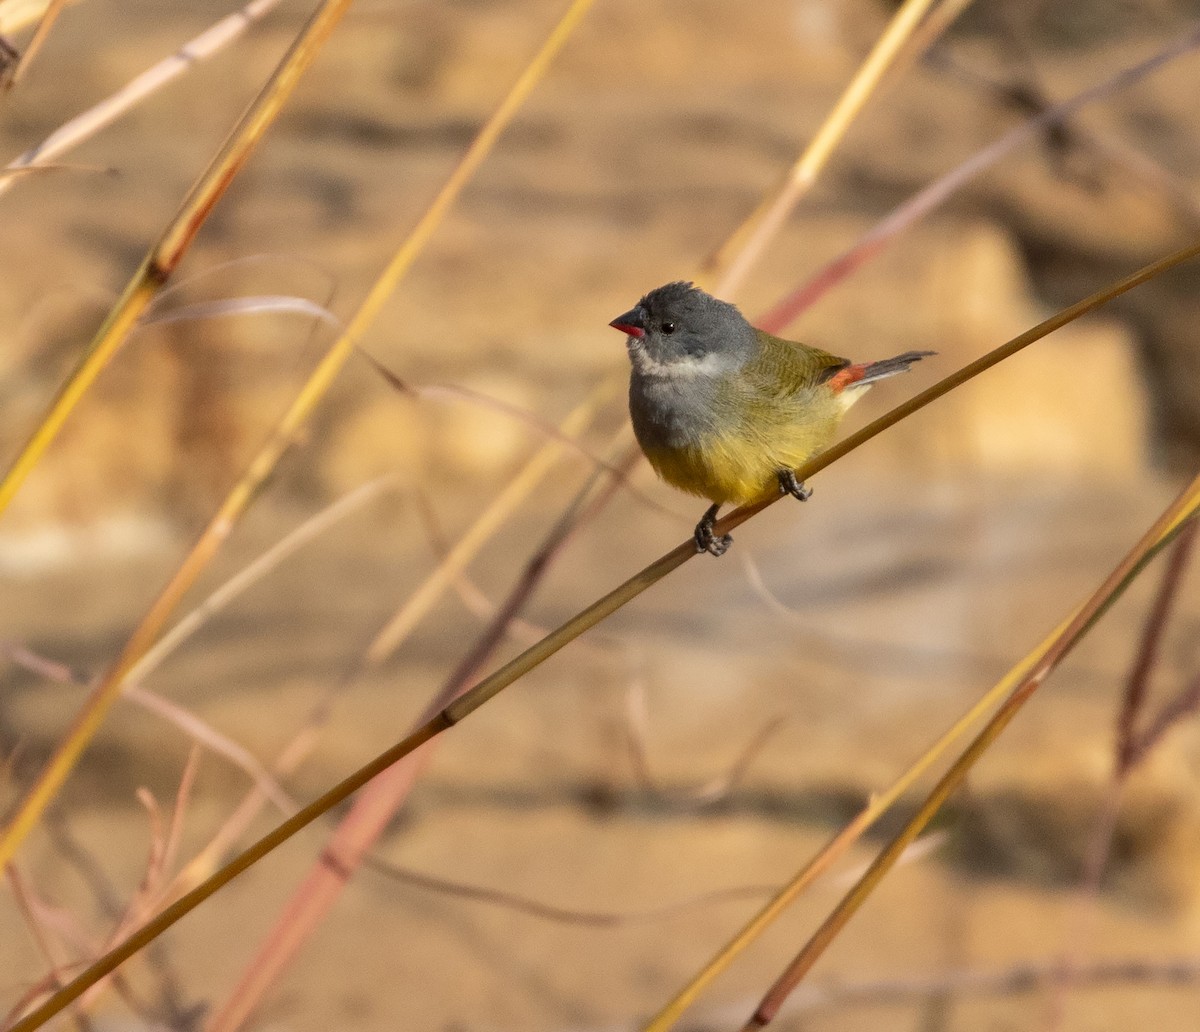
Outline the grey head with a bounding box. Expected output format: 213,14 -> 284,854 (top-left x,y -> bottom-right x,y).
609,281 -> 757,378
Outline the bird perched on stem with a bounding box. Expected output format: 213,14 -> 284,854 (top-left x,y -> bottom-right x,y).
610,281 -> 933,556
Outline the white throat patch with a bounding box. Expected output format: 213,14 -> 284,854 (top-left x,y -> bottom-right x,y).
628,345 -> 730,380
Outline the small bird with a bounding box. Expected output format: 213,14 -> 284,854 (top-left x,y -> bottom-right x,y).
610,281 -> 933,556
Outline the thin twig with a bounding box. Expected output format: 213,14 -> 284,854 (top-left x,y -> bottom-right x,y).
361,856 -> 774,927
624,678 -> 788,808
705,955 -> 1200,1018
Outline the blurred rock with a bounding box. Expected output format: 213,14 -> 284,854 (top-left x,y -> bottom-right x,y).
926,220 -> 1149,476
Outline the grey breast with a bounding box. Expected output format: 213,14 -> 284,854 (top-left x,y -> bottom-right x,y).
628,370 -> 721,451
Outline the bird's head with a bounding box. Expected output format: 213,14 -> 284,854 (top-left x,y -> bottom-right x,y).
609,281 -> 756,378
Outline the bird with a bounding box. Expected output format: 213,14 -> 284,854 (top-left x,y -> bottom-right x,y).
609,281 -> 933,556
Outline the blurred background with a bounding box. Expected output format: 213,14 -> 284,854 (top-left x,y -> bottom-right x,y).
1,1 -> 1200,1029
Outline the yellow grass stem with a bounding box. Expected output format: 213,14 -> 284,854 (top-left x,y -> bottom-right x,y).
13,238 -> 1198,1032
0,0 -> 353,517
0,0 -> 596,878
706,0 -> 942,296
740,480 -> 1200,1030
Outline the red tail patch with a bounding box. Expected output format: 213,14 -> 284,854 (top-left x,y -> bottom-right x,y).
826,364 -> 868,393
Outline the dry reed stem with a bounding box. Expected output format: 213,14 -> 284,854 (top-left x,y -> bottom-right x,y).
0,0 -> 285,198
15,237 -> 1198,1032
0,0 -> 352,518
706,0 -> 942,296
738,483 -> 1200,1030
0,0 -> 357,870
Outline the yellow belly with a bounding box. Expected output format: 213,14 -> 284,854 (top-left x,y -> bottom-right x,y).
642,425 -> 830,506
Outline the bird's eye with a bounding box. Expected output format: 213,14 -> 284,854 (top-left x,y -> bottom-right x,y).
661,321 -> 676,335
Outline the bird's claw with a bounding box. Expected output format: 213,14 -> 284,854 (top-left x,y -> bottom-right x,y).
777,469 -> 812,501
695,527 -> 733,556
694,504 -> 732,557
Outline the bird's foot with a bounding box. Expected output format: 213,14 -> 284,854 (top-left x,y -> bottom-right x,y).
694,504 -> 732,557
777,469 -> 812,501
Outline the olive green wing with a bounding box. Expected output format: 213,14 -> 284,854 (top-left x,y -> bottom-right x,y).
746,329 -> 850,398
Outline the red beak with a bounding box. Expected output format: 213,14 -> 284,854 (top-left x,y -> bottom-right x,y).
609,305 -> 647,339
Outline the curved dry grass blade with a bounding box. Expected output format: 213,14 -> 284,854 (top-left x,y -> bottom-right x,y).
360,855 -> 774,927
0,0 -> 348,853
0,0 -> 284,197
0,0 -> 353,517
123,688 -> 297,816
1,643 -> 298,815
358,350 -> 649,502
13,240 -> 1198,1032
758,25 -> 1200,331
125,478 -> 395,691
140,294 -> 343,329
739,487 -> 1200,1031
625,678 -> 788,807
0,0 -> 64,91
706,0 -> 941,296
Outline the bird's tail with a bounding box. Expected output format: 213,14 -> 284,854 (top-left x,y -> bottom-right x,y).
856,350 -> 936,385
